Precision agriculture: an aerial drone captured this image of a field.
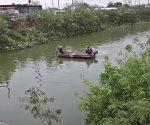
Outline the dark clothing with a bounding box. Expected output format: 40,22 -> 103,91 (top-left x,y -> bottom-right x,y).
86,48 -> 93,55
59,47 -> 63,53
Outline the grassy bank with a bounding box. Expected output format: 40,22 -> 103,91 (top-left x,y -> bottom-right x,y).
0,4 -> 150,51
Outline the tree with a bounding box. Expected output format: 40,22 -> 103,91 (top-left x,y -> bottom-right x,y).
107,1 -> 114,7
0,18 -> 12,50
79,49 -> 150,125
19,87 -> 62,125
114,2 -> 122,7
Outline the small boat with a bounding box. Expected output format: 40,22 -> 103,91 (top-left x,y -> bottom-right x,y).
57,51 -> 98,59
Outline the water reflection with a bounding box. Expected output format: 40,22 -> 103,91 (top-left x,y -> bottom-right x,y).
0,25 -> 150,125
0,25 -> 150,85
0,81 -> 10,99
33,61 -> 43,85
19,86 -> 62,125
56,58 -> 98,68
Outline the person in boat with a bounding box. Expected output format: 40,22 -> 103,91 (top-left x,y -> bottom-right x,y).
56,45 -> 64,54
85,47 -> 93,55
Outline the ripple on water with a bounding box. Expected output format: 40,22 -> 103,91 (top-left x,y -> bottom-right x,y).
0,28 -> 150,125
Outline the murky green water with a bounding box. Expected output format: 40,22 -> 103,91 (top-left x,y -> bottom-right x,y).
0,25 -> 150,125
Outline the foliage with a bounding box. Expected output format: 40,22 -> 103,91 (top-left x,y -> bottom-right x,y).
79,49 -> 150,125
134,5 -> 150,22
107,2 -> 122,7
19,87 -> 62,125
0,19 -> 48,51
0,17 -> 13,50
0,13 -> 12,22
0,4 -> 150,51
107,2 -> 114,7
125,44 -> 132,51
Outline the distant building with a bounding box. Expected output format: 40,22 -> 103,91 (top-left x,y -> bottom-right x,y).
145,5 -> 150,8
48,8 -> 66,15
101,7 -> 117,11
0,4 -> 42,14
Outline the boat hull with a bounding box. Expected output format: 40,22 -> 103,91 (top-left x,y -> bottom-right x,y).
57,53 -> 95,59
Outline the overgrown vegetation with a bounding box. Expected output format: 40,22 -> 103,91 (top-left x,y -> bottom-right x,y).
0,3 -> 150,51
79,41 -> 150,125
19,87 -> 62,125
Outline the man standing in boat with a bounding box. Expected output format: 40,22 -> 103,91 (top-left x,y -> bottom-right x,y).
85,47 -> 93,55
56,45 -> 64,54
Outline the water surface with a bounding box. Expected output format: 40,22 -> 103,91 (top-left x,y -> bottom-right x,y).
0,25 -> 150,125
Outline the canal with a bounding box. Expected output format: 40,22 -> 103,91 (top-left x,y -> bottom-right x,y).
0,25 -> 150,125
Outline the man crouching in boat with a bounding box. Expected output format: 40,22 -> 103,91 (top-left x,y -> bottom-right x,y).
56,45 -> 64,54
85,47 -> 93,55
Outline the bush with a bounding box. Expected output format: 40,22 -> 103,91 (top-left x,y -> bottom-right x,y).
80,49 -> 150,125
